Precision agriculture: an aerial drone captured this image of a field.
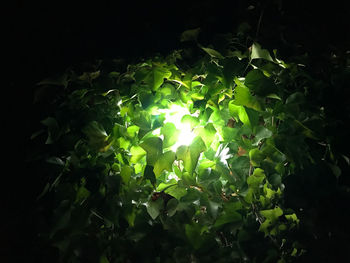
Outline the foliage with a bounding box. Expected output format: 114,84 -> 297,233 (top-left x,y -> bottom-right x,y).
31,36 -> 348,263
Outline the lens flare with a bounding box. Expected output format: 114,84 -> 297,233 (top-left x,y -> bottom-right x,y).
158,104 -> 198,151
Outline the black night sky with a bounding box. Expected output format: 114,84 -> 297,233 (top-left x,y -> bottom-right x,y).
3,0 -> 350,262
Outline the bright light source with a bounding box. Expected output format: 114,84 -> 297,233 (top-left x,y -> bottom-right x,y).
158,104 -> 198,151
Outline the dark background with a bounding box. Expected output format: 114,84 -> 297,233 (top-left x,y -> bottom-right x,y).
3,0 -> 350,262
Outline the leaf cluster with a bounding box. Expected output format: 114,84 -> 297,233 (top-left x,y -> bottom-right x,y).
31,37 -> 347,263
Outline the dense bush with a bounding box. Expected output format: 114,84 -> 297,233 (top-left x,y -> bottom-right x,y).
30,34 -> 349,262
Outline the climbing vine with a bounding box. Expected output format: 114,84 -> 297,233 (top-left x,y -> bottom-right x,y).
32,38 -> 345,263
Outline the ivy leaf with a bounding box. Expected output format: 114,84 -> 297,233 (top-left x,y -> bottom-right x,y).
200,46 -> 224,59
194,123 -> 217,148
138,91 -> 155,109
176,136 -> 206,175
146,198 -> 163,219
126,125 -> 140,138
229,102 -> 259,128
181,115 -> 200,129
222,58 -> 245,89
232,81 -> 262,111
130,145 -> 146,164
82,121 -> 108,151
260,206 -> 283,223
250,42 -> 274,62
144,165 -> 156,186
249,148 -> 265,167
148,66 -> 172,91
229,156 -> 250,183
153,151 -> 176,177
166,198 -> 179,217
133,110 -> 152,130
166,186 -> 187,200
140,137 -> 163,166
245,69 -> 277,97
161,123 -> 180,148
221,127 -> 239,142
252,126 -> 273,146
121,165 -> 133,184
247,168 -> 266,191
214,201 -> 242,228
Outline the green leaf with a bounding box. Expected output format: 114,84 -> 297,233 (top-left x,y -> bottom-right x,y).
259,218 -> 272,236
153,151 -> 176,177
194,123 -> 217,148
133,110 -> 152,130
229,156 -> 250,182
181,115 -> 200,129
144,165 -> 156,186
140,137 -> 163,166
249,148 -> 265,167
221,127 -> 239,142
200,46 -> 224,59
232,81 -> 262,111
209,108 -> 231,128
126,125 -> 140,138
124,207 -> 136,227
222,58 -> 245,89
190,92 -> 205,100
159,83 -> 175,97
149,66 -> 172,91
130,145 -> 146,164
176,136 -> 206,175
82,121 -> 108,151
250,42 -> 274,62
247,168 -> 266,191
138,91 -> 155,109
260,206 -> 283,222
214,201 -> 242,227
146,198 -> 163,219
229,103 -> 259,128
245,69 -> 277,97
165,185 -> 187,200
252,126 -> 273,146
166,198 -> 179,217
121,165 -> 133,184
161,122 -> 180,148
118,137 -> 130,150
285,213 -> 299,224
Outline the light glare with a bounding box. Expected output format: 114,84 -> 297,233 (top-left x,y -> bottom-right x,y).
158,104 -> 198,151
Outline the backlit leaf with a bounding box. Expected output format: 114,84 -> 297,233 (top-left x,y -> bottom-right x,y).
161,122 -> 180,148
232,82 -> 262,111
260,206 -> 283,222
195,123 -> 217,148
250,42 -> 274,62
176,136 -> 206,175
140,137 -> 163,166
249,148 -> 265,166
130,145 -> 146,164
153,151 -> 176,177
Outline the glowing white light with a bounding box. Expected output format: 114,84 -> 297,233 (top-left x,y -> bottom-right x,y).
158,104 -> 198,151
